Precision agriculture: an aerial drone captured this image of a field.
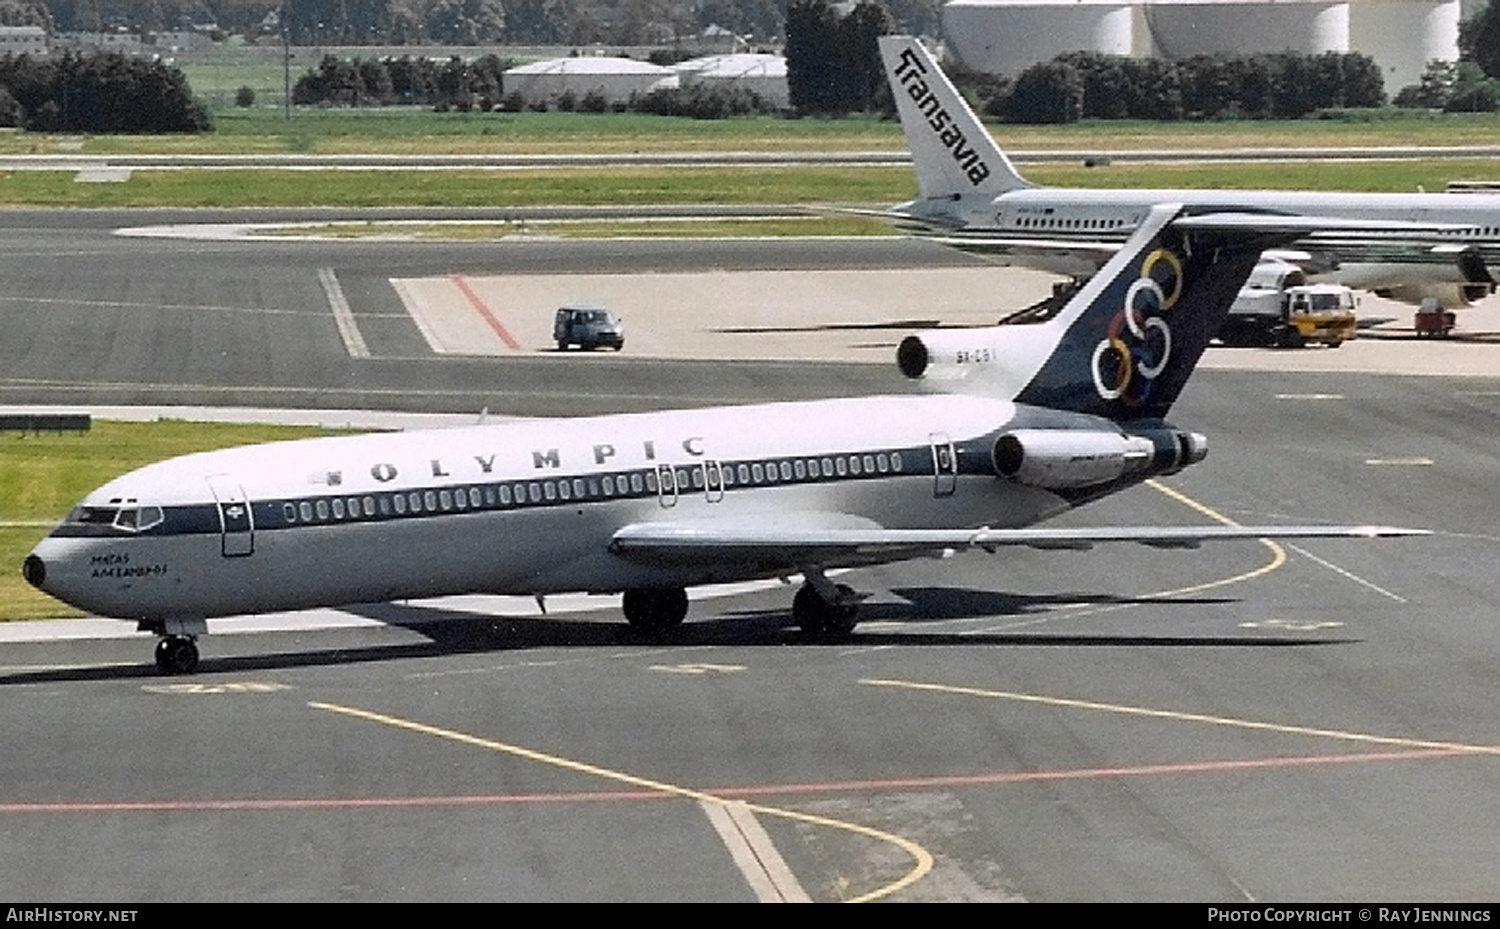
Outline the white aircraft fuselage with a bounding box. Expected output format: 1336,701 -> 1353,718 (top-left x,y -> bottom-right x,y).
881,35 -> 1500,307
33,393 -> 1066,622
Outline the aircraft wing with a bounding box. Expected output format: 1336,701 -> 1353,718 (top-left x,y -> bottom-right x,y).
610,518 -> 1426,568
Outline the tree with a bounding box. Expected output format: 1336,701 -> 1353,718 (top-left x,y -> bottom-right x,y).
1005,60 -> 1082,124
786,0 -> 839,114
1461,1 -> 1500,79
786,0 -> 893,116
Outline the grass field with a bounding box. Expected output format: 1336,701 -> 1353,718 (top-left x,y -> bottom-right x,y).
8,102 -> 1500,156
3,157 -> 1499,209
0,421 -> 355,621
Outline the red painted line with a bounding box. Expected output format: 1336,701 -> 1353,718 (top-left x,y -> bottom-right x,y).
0,747 -> 1476,815
450,274 -> 522,351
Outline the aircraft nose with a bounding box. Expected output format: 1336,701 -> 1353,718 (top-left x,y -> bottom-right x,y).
22,553 -> 45,589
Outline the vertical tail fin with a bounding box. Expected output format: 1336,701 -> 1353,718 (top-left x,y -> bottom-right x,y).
900,205 -> 1310,420
1015,205 -> 1292,421
878,35 -> 1030,216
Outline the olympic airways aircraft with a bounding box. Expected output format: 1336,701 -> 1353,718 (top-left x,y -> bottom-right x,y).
880,35 -> 1500,309
23,203 -> 1422,674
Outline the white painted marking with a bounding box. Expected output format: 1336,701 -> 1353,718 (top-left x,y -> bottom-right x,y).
1286,543 -> 1408,603
1275,393 -> 1345,400
1365,457 -> 1434,466
390,277 -> 449,354
141,681 -> 293,695
317,267 -> 370,359
699,799 -> 812,903
649,663 -> 746,675
1238,618 -> 1346,632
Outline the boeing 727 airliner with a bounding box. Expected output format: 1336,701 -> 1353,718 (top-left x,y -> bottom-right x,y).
880,35 -> 1500,310
23,204 -> 1423,674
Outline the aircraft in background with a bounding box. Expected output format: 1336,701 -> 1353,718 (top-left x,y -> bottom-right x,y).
24,203 -> 1423,674
880,35 -> 1500,314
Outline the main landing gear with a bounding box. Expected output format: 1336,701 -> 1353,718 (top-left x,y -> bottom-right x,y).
154,635 -> 199,675
622,587 -> 689,635
620,570 -> 865,639
792,570 -> 862,638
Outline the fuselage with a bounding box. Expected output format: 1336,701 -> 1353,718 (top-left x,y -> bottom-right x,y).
923,187 -> 1500,299
26,394 -> 1100,623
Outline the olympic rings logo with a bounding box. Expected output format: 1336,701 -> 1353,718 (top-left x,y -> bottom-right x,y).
1091,248 -> 1183,405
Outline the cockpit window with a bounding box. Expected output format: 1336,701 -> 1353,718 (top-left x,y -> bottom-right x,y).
66,504 -> 163,532
68,506 -> 119,525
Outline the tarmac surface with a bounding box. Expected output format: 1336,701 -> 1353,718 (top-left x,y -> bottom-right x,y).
2,209 -> 1499,902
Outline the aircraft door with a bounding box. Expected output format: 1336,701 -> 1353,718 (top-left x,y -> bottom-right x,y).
206,476 -> 254,557
929,433 -> 957,497
702,460 -> 724,503
656,464 -> 679,508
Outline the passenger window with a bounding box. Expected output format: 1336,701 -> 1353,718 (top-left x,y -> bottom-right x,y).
499,485 -> 513,504
284,503 -> 297,523
471,488 -> 484,508
558,480 -> 571,500
300,501 -> 313,521
331,498 -> 346,519
408,492 -> 422,512
821,458 -> 834,476
631,473 -> 644,493
393,494 -> 407,514
794,460 -> 806,480
863,455 -> 875,474
891,452 -> 903,472
316,500 -> 330,520
425,491 -> 438,511
574,479 -> 587,498
544,482 -> 557,501
528,483 -> 541,503
779,461 -> 792,481
737,464 -> 750,484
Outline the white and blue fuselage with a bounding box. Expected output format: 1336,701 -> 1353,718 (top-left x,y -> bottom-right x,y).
28,394 -> 1066,622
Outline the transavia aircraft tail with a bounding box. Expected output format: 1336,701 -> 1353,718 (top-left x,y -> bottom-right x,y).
877,34 -> 1500,308
24,204 -> 1425,674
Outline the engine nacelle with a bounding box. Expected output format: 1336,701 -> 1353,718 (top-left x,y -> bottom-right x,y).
897,325 -> 1059,396
1375,281 -> 1490,310
992,428 -> 1207,489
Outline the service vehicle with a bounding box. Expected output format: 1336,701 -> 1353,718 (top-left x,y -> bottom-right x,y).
554,304 -> 624,351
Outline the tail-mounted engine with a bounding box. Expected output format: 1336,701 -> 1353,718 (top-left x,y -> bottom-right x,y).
992,428 -> 1207,490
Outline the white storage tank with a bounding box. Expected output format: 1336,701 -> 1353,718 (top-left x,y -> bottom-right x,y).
943,0 -> 1136,75
1143,0 -> 1350,58
1351,0 -> 1461,92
